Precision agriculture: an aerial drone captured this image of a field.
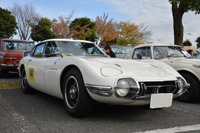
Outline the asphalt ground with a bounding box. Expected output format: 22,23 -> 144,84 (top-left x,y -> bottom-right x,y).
1,72 -> 200,133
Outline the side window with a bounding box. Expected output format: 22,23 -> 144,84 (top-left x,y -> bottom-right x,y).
32,43 -> 45,58
133,47 -> 151,59
45,42 -> 52,56
146,47 -> 151,59
44,41 -> 59,57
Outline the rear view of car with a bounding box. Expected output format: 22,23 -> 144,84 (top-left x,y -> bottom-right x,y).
0,39 -> 35,73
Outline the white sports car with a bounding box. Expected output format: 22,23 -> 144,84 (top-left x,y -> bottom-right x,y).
18,39 -> 188,117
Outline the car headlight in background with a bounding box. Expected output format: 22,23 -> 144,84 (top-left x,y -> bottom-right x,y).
114,78 -> 140,99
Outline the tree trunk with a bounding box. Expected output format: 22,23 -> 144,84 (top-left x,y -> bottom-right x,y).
172,2 -> 184,46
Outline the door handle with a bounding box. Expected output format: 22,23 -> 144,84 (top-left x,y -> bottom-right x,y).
28,59 -> 32,61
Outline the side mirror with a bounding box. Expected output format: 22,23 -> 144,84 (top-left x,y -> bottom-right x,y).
56,50 -> 63,58
137,54 -> 142,59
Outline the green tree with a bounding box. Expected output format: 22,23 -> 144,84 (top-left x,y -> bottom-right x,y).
183,39 -> 192,46
116,21 -> 144,46
169,0 -> 200,45
0,7 -> 16,38
31,18 -> 56,41
196,36 -> 200,48
70,17 -> 96,41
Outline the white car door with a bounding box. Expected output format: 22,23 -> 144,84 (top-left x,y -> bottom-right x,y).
43,41 -> 63,98
26,42 -> 47,93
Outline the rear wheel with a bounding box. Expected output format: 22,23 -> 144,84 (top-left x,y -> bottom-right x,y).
20,67 -> 33,93
63,68 -> 93,117
178,73 -> 200,102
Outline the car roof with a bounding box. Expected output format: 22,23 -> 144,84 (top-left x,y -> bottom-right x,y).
42,38 -> 93,43
134,43 -> 182,48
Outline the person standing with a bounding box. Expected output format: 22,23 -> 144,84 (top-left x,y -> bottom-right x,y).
104,45 -> 116,58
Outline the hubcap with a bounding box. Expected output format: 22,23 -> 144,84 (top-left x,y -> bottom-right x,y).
21,70 -> 27,89
69,86 -> 77,99
65,76 -> 79,109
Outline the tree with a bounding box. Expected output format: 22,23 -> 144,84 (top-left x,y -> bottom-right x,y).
169,0 -> 200,45
116,21 -> 152,46
70,17 -> 96,41
96,13 -> 118,45
10,3 -> 40,40
31,18 -> 56,41
196,36 -> 200,48
116,21 -> 141,46
0,7 -> 16,38
52,12 -> 74,38
139,23 -> 152,43
183,39 -> 192,46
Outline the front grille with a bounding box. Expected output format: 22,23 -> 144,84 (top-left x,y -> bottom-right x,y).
138,81 -> 178,96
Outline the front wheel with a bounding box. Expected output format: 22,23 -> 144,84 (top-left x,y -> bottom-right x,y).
178,73 -> 200,102
63,68 -> 93,117
20,67 -> 33,93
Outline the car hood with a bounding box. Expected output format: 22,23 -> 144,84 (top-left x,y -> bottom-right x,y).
82,57 -> 177,82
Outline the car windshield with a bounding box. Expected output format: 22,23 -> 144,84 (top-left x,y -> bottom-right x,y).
55,41 -> 105,56
99,45 -> 130,54
111,46 -> 130,54
4,41 -> 35,51
153,46 -> 184,59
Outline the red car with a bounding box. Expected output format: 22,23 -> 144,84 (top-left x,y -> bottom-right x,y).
0,39 -> 35,73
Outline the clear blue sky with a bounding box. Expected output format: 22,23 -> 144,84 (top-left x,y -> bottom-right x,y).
1,0 -> 200,46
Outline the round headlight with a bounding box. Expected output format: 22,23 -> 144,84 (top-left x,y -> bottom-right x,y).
116,80 -> 130,97
115,78 -> 140,99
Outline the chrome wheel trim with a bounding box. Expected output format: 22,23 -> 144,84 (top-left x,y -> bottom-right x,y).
21,70 -> 27,90
65,76 -> 79,109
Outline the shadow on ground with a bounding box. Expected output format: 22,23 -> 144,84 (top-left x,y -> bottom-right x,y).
0,71 -> 19,79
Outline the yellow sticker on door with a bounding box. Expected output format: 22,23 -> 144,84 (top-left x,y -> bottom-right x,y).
29,68 -> 35,82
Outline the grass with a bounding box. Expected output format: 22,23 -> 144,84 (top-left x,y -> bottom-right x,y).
0,81 -> 21,90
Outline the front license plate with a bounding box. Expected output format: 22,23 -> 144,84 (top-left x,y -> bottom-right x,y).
150,93 -> 173,109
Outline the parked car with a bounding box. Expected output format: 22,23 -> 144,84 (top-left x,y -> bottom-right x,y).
125,44 -> 200,102
100,45 -> 132,58
18,39 -> 188,117
0,39 -> 35,73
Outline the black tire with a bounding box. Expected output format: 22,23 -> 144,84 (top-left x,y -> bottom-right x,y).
20,67 -> 33,93
63,68 -> 93,117
178,73 -> 200,102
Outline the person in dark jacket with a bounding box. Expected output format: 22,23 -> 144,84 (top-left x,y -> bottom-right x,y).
104,45 -> 116,58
